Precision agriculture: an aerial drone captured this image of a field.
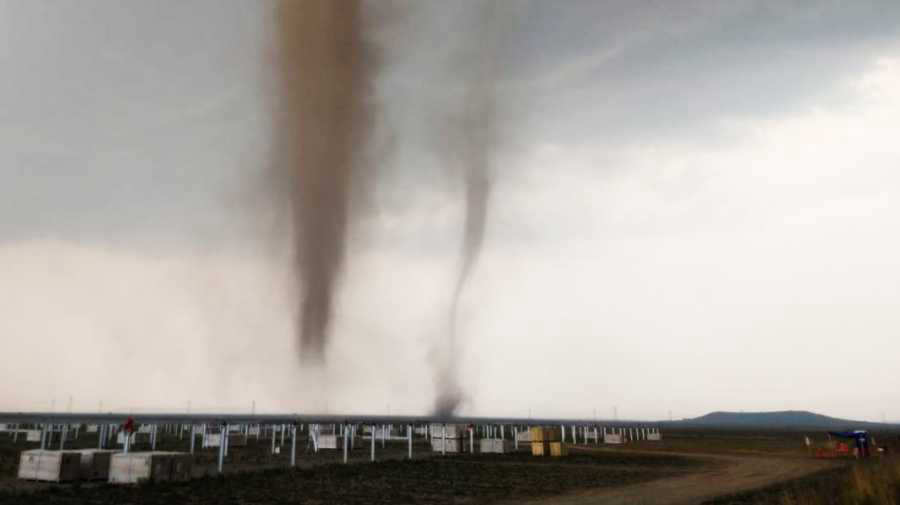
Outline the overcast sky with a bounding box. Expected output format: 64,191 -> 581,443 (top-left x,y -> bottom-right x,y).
2,0 -> 900,422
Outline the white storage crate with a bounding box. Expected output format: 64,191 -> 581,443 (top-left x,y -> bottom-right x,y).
604,433 -> 623,444
18,450 -> 81,482
479,439 -> 514,454
317,434 -> 343,450
429,424 -> 468,439
76,449 -> 117,481
430,438 -> 467,453
203,433 -> 247,448
203,433 -> 221,448
108,452 -> 190,484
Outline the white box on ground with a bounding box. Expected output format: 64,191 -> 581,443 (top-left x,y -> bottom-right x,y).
430,438 -> 466,453
76,450 -> 117,481
203,433 -> 246,448
429,424 -> 468,439
479,439 -> 514,454
108,452 -> 192,484
26,430 -> 41,442
203,433 -> 221,448
18,450 -> 81,482
604,433 -> 623,444
317,434 -> 343,449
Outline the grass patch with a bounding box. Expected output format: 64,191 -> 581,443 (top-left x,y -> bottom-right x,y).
703,459 -> 900,505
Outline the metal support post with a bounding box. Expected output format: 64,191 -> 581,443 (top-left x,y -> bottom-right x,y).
441,424 -> 447,456
407,424 -> 413,460
343,424 -> 349,464
271,425 -> 276,455
290,424 -> 297,467
370,424 -> 376,462
217,423 -> 226,474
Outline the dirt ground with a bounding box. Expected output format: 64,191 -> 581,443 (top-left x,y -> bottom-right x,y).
511,447 -> 840,505
0,428 -> 858,504
0,433 -> 700,504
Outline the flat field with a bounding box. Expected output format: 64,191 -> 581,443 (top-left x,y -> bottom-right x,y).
0,430 -> 698,504
1,427 -> 890,504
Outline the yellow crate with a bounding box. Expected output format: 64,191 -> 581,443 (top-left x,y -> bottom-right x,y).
531,441 -> 550,456
550,442 -> 568,457
530,427 -> 562,442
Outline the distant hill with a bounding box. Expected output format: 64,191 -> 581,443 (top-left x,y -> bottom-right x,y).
676,410 -> 896,430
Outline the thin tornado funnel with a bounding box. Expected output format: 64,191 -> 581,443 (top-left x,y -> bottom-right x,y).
434,3 -> 501,417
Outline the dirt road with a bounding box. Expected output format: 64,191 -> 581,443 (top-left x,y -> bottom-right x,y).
515,450 -> 837,505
